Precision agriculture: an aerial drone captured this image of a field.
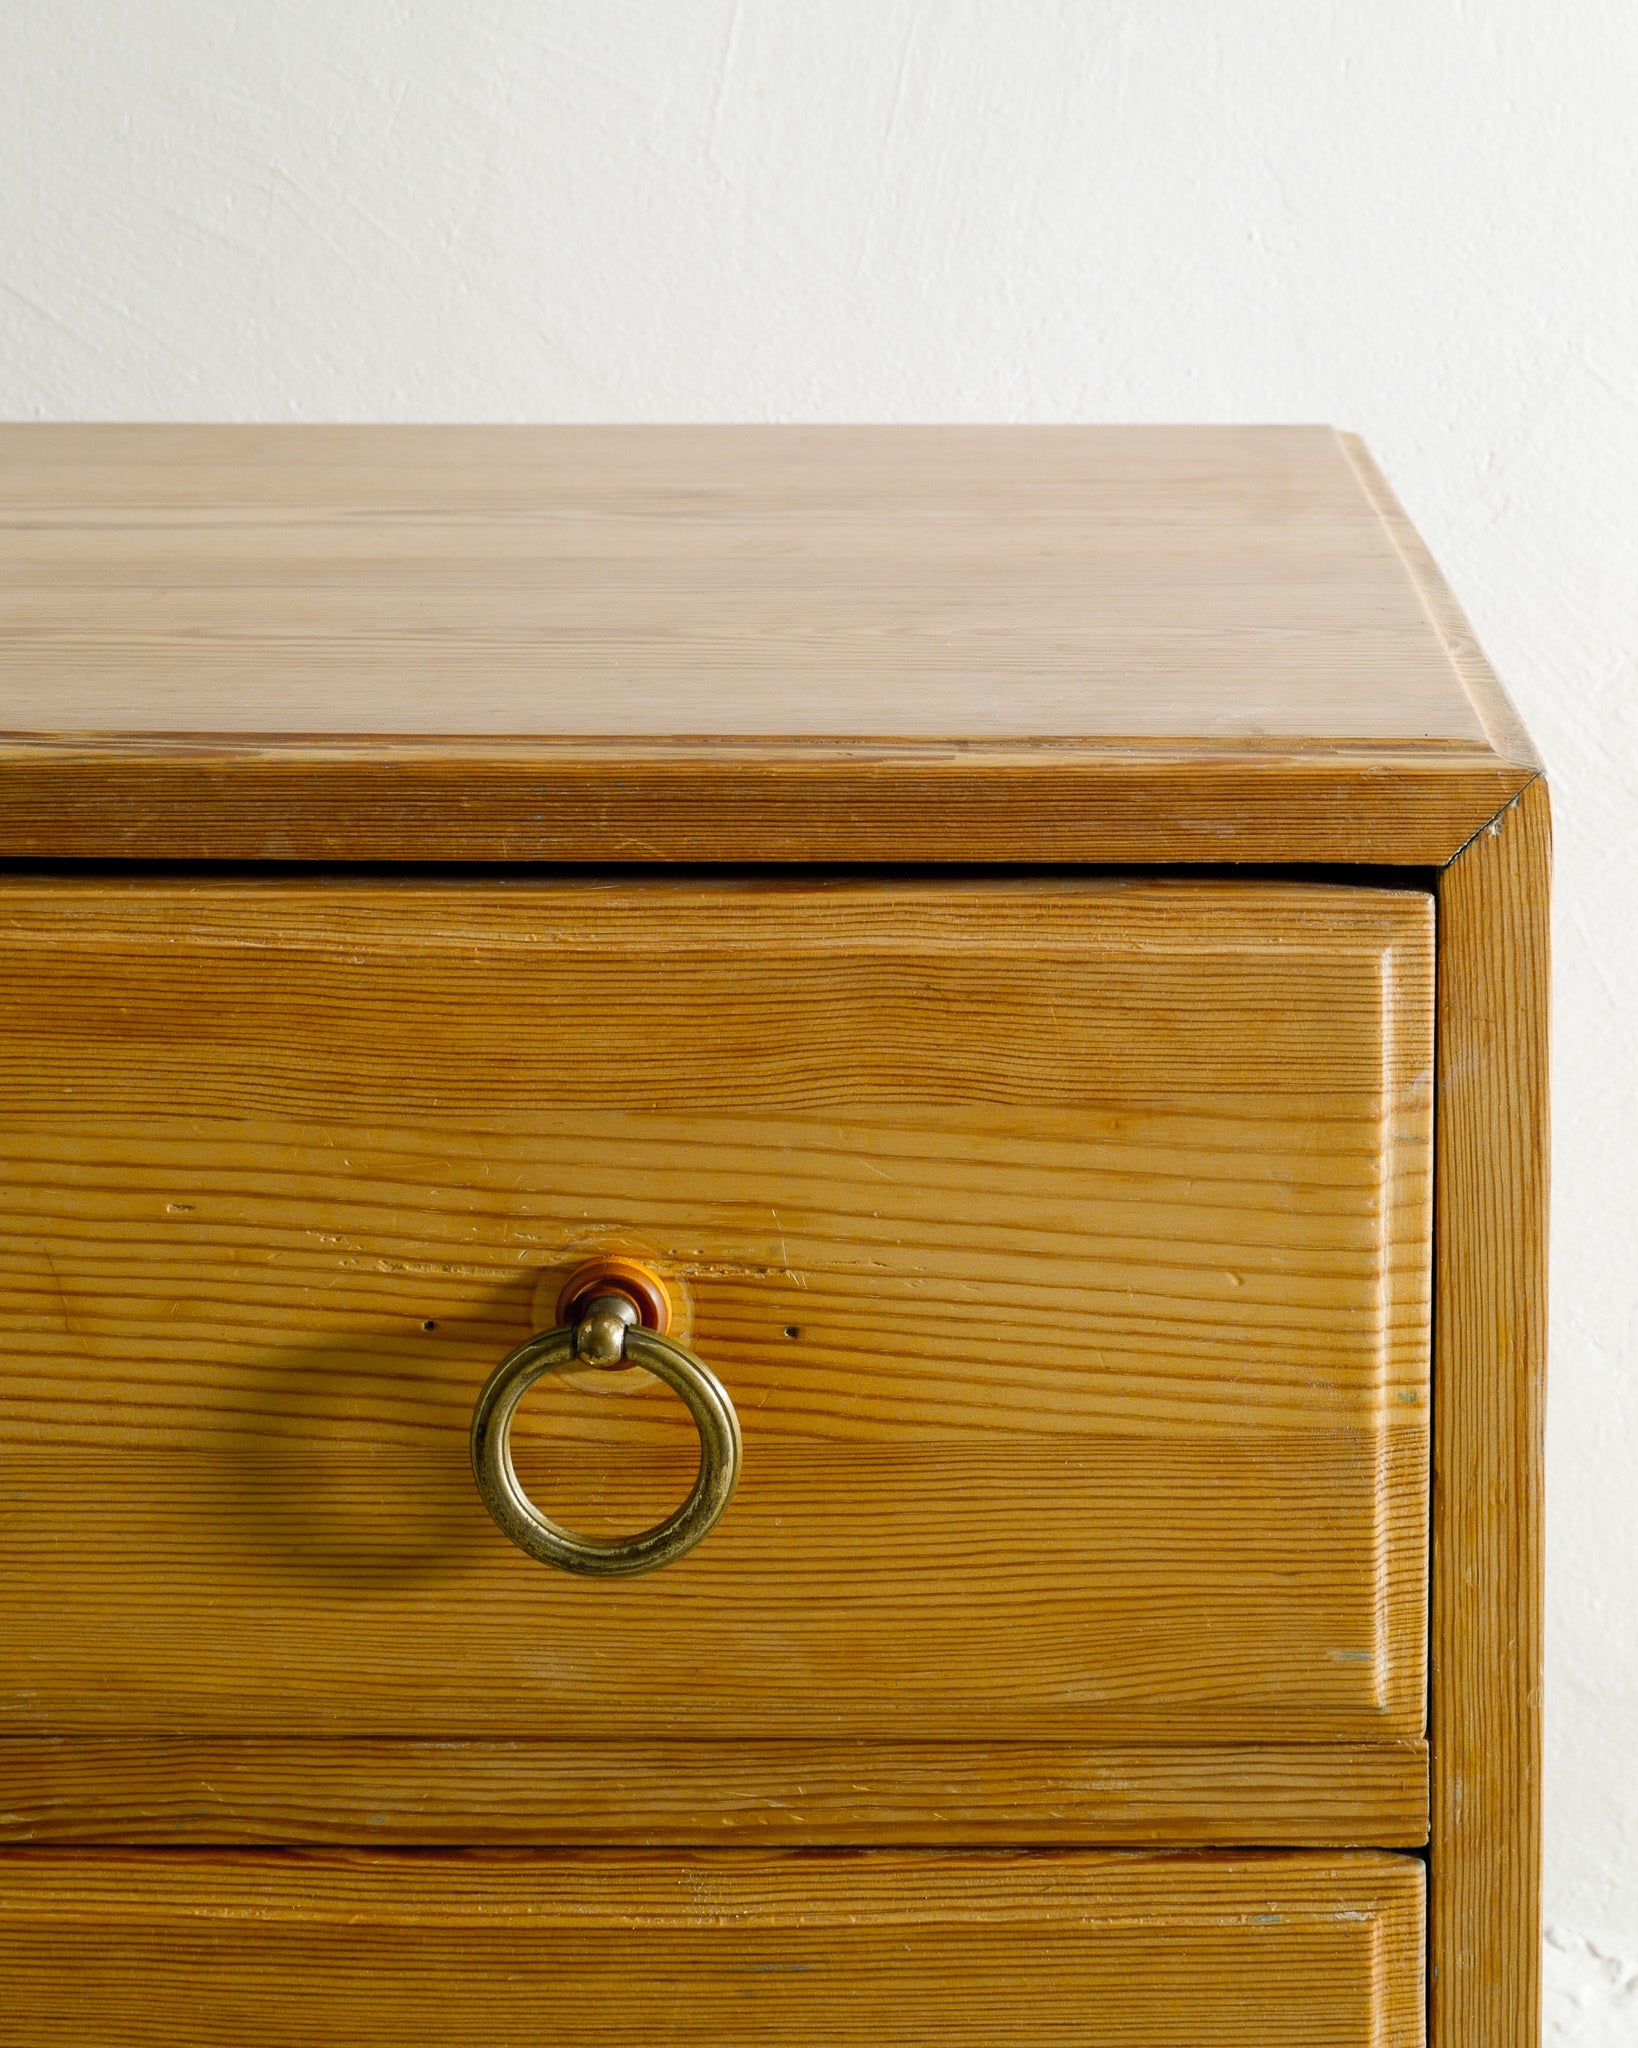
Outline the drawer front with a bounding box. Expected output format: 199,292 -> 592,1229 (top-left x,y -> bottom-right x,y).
0,1849 -> 1424,2047
0,878 -> 1430,1792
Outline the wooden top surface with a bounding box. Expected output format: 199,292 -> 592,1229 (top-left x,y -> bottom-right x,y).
0,422 -> 1509,743
0,424 -> 1537,862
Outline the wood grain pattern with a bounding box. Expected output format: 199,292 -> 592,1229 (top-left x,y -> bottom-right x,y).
0,424 -> 1533,862
1431,777 -> 1549,2048
0,1737 -> 1429,1847
0,424 -> 1510,741
0,1438 -> 1429,1746
0,1847 -> 1425,2047
0,877 -> 1430,1779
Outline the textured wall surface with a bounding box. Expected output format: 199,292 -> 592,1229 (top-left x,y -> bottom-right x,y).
1,4 -> 1633,2035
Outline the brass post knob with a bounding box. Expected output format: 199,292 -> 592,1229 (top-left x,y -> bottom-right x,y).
469,1285 -> 741,1578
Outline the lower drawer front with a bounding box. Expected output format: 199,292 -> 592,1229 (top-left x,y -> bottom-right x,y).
0,1849 -> 1422,2047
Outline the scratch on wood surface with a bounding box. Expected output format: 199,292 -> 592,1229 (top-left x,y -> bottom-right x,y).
42,1251 -> 75,1336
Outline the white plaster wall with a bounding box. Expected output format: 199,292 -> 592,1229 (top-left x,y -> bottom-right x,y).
1,4 -> 1633,2033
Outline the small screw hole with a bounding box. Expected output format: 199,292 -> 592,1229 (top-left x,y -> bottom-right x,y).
422,1320 -> 437,1332
783,1325 -> 801,1339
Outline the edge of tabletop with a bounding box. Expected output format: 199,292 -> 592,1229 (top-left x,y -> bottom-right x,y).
0,736 -> 1538,866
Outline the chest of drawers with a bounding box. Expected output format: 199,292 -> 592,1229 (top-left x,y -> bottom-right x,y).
0,425 -> 1546,2046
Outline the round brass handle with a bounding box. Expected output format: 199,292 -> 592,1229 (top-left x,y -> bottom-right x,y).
469,1295 -> 741,1578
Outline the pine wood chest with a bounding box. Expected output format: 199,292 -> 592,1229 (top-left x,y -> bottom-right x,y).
0,425 -> 1546,2045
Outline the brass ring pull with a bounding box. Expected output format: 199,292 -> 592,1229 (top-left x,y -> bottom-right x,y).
470,1294 -> 741,1577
